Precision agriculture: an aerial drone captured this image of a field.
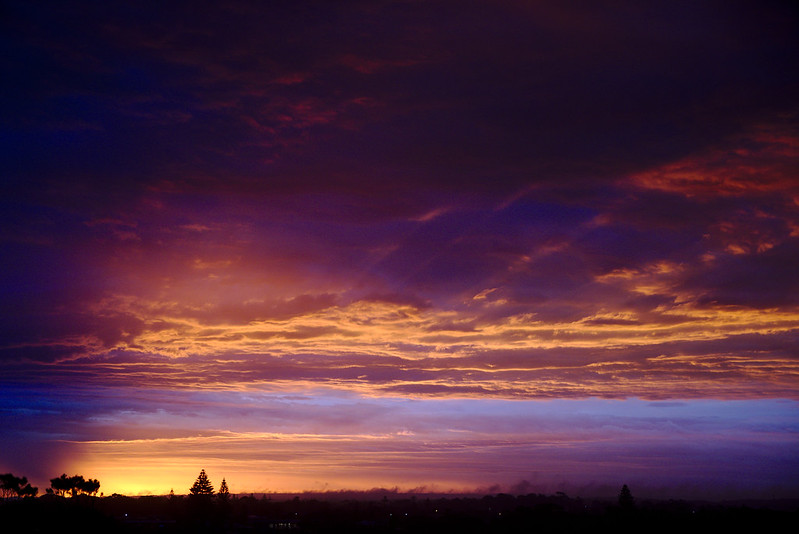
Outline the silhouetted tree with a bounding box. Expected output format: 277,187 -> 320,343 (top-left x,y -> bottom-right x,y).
49,474 -> 100,497
618,484 -> 635,510
50,474 -> 74,497
188,469 -> 216,526
217,477 -> 232,522
1,473 -> 37,499
189,469 -> 214,496
78,477 -> 100,496
17,482 -> 38,498
1,473 -> 23,499
218,478 -> 230,502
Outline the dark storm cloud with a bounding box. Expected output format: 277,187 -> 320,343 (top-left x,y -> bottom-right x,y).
3,1 -> 797,207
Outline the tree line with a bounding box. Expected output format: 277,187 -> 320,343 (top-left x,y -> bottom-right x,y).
2,469 -> 228,501
2,471 -> 630,506
48,473 -> 101,497
0,472 -> 101,499
0,473 -> 37,499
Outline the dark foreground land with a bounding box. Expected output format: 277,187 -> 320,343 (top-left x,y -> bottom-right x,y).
2,492 -> 797,533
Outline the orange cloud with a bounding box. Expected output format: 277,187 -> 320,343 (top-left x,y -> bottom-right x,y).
628,123 -> 799,199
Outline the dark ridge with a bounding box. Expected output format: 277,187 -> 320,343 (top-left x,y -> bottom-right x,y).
2,491 -> 796,533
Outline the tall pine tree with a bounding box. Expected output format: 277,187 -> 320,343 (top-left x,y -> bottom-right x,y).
218,478 -> 230,502
618,484 -> 635,510
189,469 -> 214,496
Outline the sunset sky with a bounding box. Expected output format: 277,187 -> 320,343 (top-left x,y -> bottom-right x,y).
2,1 -> 798,499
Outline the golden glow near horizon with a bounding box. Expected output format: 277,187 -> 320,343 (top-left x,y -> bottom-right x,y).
55,395 -> 799,496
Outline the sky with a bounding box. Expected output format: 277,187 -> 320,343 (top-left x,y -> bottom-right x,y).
1,0 -> 798,500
